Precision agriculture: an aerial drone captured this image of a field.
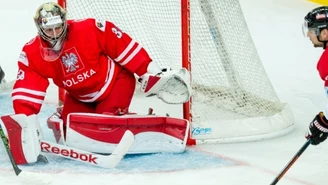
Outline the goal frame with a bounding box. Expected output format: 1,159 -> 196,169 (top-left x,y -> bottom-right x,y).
56,0 -> 294,144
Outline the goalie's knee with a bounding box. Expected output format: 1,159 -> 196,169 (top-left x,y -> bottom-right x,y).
47,107 -> 66,145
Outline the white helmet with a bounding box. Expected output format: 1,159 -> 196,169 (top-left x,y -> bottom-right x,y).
34,2 -> 67,61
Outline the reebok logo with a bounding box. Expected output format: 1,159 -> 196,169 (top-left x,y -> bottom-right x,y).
40,141 -> 98,164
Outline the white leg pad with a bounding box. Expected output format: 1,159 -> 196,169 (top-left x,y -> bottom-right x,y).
0,114 -> 42,164
64,113 -> 189,154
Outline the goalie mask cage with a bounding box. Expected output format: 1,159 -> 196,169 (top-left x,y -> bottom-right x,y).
57,0 -> 294,144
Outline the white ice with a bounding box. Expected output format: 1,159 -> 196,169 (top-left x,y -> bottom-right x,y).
0,0 -> 327,185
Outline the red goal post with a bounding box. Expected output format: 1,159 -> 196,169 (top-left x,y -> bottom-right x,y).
57,0 -> 295,144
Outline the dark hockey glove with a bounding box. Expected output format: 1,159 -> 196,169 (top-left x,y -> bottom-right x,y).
305,112 -> 328,145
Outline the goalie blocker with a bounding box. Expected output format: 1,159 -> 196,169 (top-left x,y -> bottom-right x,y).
47,112 -> 189,154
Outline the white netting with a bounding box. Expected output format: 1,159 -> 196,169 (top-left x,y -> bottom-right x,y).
63,0 -> 294,143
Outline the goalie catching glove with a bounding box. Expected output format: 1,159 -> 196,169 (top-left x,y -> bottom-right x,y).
140,68 -> 191,104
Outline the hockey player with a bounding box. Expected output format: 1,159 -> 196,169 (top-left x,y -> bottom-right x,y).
303,6 -> 328,145
0,66 -> 16,92
0,66 -> 4,84
0,2 -> 191,165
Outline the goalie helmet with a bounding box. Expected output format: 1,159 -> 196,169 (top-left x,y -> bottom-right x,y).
34,2 -> 67,61
303,6 -> 328,37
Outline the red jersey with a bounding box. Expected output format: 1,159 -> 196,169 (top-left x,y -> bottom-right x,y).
12,18 -> 152,116
317,49 -> 328,95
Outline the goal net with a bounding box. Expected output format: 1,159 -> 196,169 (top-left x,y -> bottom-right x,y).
59,0 -> 294,143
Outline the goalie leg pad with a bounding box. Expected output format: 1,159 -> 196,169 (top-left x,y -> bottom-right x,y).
65,113 -> 189,154
0,114 -> 42,164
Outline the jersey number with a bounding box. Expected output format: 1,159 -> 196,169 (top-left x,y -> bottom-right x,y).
112,27 -> 122,38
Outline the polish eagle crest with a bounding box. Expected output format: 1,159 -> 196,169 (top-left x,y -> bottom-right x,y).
61,53 -> 79,73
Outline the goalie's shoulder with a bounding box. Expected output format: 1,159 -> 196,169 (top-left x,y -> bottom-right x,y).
21,36 -> 42,58
22,36 -> 39,48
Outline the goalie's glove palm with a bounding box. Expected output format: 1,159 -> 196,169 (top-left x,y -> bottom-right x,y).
140,68 -> 191,104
